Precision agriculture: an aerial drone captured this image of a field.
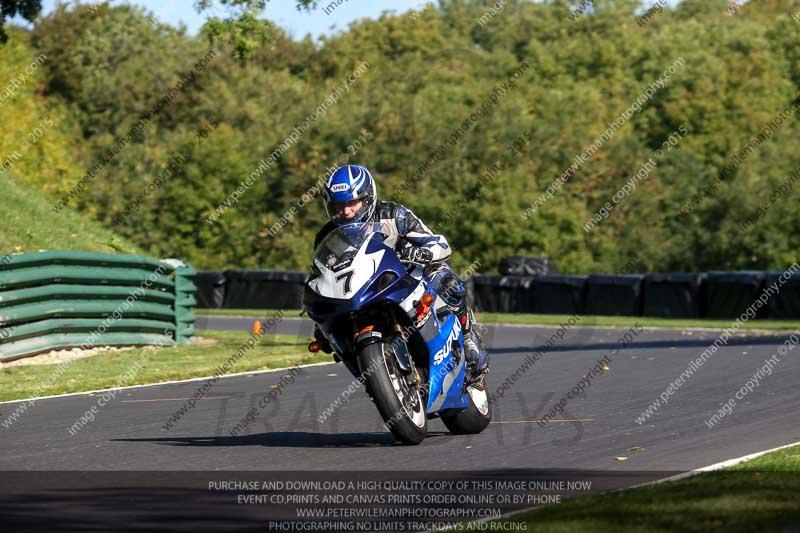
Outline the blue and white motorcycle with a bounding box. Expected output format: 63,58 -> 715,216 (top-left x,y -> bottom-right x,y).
304,222 -> 491,445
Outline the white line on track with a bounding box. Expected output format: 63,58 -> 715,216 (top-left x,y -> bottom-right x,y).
630,439 -> 800,487
463,439 -> 800,531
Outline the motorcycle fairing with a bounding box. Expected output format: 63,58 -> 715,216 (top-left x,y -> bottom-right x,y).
306,223 -> 471,415
425,313 -> 470,413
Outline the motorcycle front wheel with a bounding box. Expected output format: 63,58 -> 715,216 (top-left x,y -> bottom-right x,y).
358,340 -> 427,445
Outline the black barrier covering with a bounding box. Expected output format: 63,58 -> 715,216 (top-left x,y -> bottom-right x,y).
0,470 -> 685,533
193,268 -> 793,318
222,270 -> 307,309
192,270 -> 226,309
470,275 -> 500,313
463,276 -> 476,310
584,275 -> 644,316
471,275 -> 536,313
766,270 -> 800,319
703,271 -> 766,319
532,275 -> 586,315
502,276 -> 536,313
642,273 -> 703,318
499,256 -> 558,276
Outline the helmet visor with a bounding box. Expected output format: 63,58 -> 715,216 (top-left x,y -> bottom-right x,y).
326,198 -> 369,224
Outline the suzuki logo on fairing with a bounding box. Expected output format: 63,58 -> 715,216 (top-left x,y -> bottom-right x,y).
433,323 -> 460,366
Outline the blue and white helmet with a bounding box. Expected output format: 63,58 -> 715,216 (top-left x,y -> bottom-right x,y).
323,165 -> 378,225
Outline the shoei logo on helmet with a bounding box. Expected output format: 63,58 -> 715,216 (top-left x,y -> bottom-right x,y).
331,184 -> 349,192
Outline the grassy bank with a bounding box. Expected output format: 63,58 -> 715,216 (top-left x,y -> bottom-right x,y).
0,175 -> 143,256
495,444 -> 800,532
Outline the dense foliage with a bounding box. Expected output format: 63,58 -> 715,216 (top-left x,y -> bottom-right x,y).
0,28 -> 140,255
4,0 -> 800,273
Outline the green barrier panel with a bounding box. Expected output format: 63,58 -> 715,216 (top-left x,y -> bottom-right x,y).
0,265 -> 174,291
176,293 -> 197,307
0,318 -> 176,344
0,251 -> 196,359
174,264 -> 197,345
175,310 -> 197,324
175,276 -> 197,292
0,332 -> 176,362
177,324 -> 196,338
0,300 -> 175,327
0,284 -> 174,308
0,250 -> 170,271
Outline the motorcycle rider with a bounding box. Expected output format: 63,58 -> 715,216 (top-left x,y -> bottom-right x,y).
309,164 -> 489,380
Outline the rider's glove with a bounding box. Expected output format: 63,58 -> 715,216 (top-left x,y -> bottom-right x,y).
400,246 -> 433,265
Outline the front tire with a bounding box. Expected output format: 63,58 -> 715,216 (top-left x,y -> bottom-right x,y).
358,341 -> 428,445
441,378 -> 492,434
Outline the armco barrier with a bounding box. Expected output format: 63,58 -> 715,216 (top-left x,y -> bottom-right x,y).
194,271 -> 226,309
703,271 -> 767,319
467,275 -> 498,312
222,270 -> 306,309
766,270 -> 800,319
532,275 -> 586,315
190,268 -> 800,319
471,275 -> 536,313
584,275 -> 644,317
0,251 -> 196,361
641,273 -> 702,318
497,276 -> 536,313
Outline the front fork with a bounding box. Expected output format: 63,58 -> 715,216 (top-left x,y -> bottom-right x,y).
388,307 -> 420,389
352,308 -> 420,390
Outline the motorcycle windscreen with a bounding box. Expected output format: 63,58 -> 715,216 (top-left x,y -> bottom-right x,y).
308,222 -> 387,300
426,314 -> 470,413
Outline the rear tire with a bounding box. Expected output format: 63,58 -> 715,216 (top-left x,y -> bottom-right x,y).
358,341 -> 427,445
441,378 -> 492,435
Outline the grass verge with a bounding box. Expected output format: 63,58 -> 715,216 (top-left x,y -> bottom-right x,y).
478,313 -> 800,330
1,174 -> 143,256
193,309 -> 800,331
493,445 -> 800,532
0,329 -> 324,402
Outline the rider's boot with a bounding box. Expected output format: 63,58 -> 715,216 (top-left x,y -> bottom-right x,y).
457,307 -> 489,382
432,266 -> 489,382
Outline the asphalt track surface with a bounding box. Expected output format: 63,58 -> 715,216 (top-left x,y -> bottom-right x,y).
2,315 -> 799,531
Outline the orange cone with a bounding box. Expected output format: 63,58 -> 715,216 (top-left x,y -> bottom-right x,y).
252,320 -> 263,335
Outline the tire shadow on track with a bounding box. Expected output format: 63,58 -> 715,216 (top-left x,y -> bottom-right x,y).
112,430 -> 453,448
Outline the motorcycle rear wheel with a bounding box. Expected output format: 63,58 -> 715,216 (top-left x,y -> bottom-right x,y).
440,377 -> 492,435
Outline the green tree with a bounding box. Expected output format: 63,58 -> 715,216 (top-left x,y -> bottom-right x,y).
195,0 -> 317,60
22,0 -> 800,274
